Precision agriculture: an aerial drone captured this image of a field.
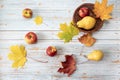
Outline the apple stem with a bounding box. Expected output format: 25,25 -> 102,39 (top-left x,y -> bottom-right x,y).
27,56 -> 48,63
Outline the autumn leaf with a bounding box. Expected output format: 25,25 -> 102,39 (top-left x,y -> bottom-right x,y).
8,45 -> 27,68
78,34 -> 96,47
58,55 -> 76,77
57,22 -> 79,43
34,16 -> 43,25
93,0 -> 114,20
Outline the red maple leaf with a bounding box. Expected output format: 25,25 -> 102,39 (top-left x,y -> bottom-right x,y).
58,55 -> 76,76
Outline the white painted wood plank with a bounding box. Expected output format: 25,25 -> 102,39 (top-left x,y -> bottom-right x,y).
1,75 -> 120,80
1,20 -> 120,30
1,50 -> 120,68
1,61 -> 120,77
0,30 -> 120,40
1,40 -> 120,53
1,40 -> 120,67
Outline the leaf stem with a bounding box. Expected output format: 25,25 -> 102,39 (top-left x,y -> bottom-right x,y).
27,56 -> 48,63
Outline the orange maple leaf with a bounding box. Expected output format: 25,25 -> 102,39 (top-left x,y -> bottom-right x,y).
78,34 -> 96,47
93,0 -> 114,20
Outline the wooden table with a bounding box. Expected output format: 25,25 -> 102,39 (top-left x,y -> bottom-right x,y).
0,0 -> 120,80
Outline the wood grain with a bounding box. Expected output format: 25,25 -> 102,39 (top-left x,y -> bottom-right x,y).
0,0 -> 120,80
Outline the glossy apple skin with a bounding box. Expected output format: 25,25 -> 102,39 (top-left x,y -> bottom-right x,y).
78,7 -> 89,18
25,32 -> 37,44
22,8 -> 33,18
46,46 -> 57,57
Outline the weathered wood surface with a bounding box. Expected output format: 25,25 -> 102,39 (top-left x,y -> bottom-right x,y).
0,0 -> 120,80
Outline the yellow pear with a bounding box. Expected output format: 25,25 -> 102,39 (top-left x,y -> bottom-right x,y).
77,16 -> 96,30
87,50 -> 104,61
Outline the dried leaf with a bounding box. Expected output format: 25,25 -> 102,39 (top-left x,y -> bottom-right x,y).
8,45 -> 27,68
58,55 -> 76,77
57,22 -> 79,43
93,0 -> 114,20
34,16 -> 43,25
78,34 -> 96,47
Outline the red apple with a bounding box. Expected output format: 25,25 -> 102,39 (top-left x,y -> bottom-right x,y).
25,32 -> 37,44
79,7 -> 89,18
22,8 -> 33,18
46,46 -> 57,57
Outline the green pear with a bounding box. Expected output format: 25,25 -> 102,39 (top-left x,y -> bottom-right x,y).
87,50 -> 104,61
77,16 -> 96,30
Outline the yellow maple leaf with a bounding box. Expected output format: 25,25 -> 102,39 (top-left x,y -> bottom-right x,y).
8,45 -> 27,68
93,0 -> 114,20
57,22 -> 79,43
34,16 -> 43,25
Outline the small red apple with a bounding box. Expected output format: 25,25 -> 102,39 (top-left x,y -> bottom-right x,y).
46,46 -> 57,57
25,32 -> 37,44
22,8 -> 33,18
79,7 -> 89,18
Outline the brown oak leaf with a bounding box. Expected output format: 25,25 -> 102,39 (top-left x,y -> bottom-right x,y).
58,55 -> 76,77
78,34 -> 96,47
